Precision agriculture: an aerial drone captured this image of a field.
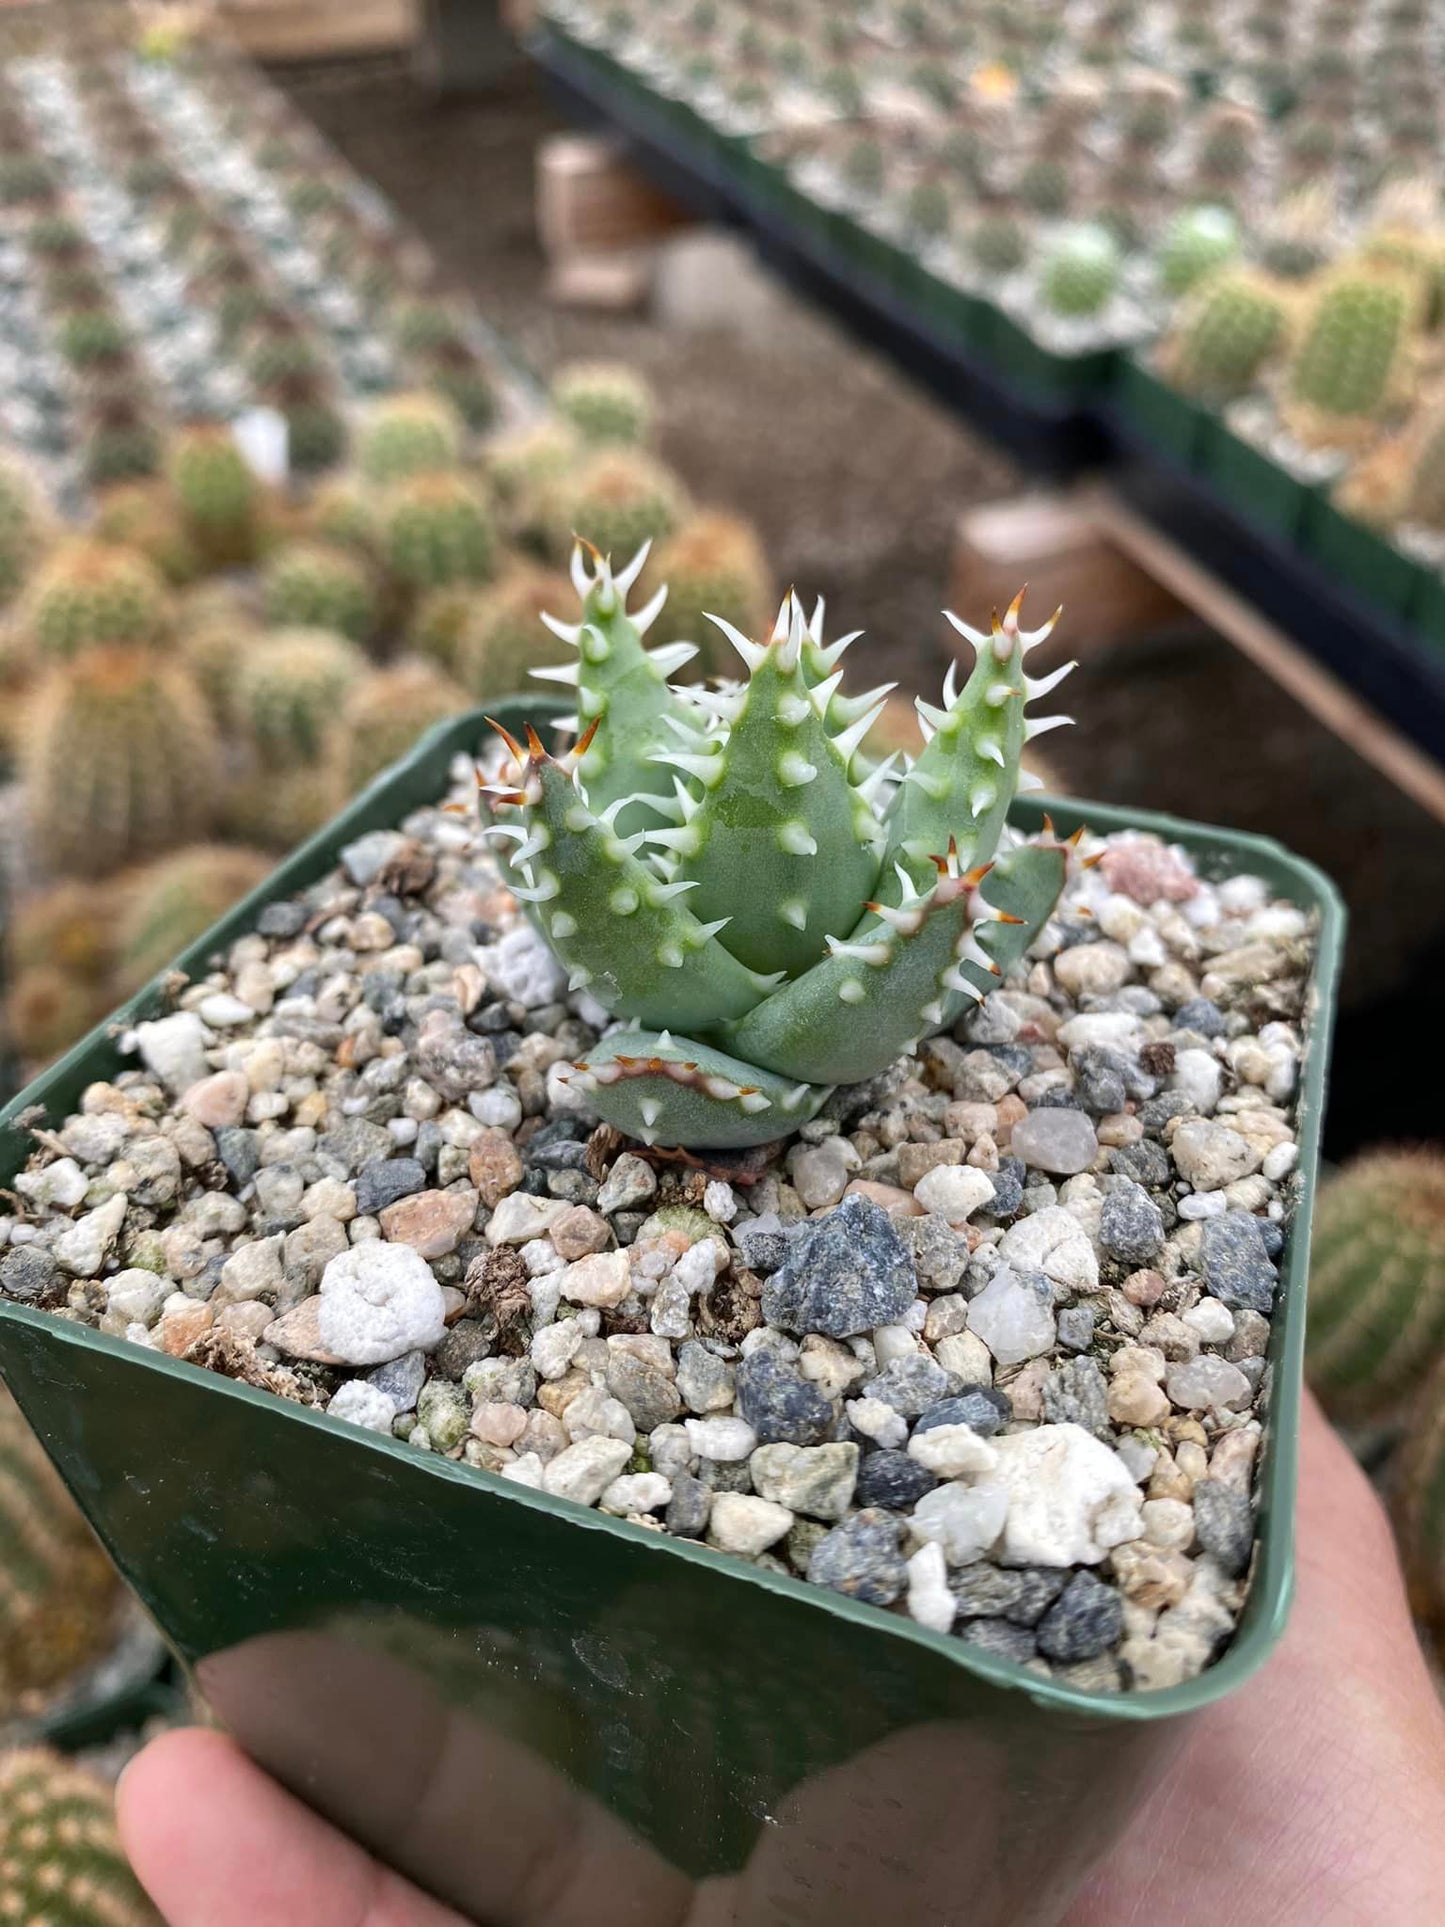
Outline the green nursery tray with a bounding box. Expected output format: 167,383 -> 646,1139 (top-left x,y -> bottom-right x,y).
0,697 -> 1345,1924
1299,497 -> 1425,624
1196,417 -> 1314,543
1111,358 -> 1208,468
974,307 -> 1118,406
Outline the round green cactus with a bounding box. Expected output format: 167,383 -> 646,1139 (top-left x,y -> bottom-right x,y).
223,764 -> 337,853
552,361 -> 656,447
903,176 -> 952,237
0,456 -> 50,609
1158,205 -> 1240,297
420,342 -> 497,433
331,658 -> 469,792
381,473 -> 497,592
92,482 -> 200,587
21,540 -> 171,664
1041,223 -> 1121,317
968,213 -> 1030,275
166,424 -> 262,565
545,448 -> 688,569
3,965 -> 110,1071
639,510 -> 773,678
1,1389 -> 124,1720
487,420 -> 581,549
261,540 -> 378,645
0,1746 -> 158,1923
1307,1151 -> 1445,1425
238,627 -> 368,768
1393,1350 -> 1445,1651
1287,268 -> 1418,440
476,548 -> 1075,1148
24,649 -> 220,878
356,392 -> 463,487
53,306 -> 130,371
451,562 -> 575,696
1161,270 -> 1289,401
113,843 -> 273,994
306,477 -> 380,559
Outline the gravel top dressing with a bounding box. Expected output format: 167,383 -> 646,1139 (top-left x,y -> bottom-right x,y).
0,756 -> 1317,1695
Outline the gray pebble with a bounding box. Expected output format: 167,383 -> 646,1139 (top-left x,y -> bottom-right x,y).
1040,1356 -> 1111,1438
665,1474 -> 711,1538
761,1196 -> 916,1338
806,1508 -> 907,1606
959,1618 -> 1039,1663
736,1350 -> 835,1446
1099,1182 -> 1165,1267
354,1158 -> 427,1216
1036,1571 -> 1124,1661
0,1243 -> 57,1303
1193,1477 -> 1254,1576
853,1448 -> 937,1509
913,1387 -> 1010,1438
1200,1212 -> 1278,1313
860,1354 -> 958,1420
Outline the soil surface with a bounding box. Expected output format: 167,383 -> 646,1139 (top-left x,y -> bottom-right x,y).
273,53 -> 1445,1145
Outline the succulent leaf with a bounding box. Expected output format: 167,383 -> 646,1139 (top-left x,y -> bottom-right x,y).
559,1032 -> 829,1149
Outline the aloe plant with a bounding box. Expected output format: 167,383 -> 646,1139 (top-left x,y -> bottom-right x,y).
478,542 -> 1077,1148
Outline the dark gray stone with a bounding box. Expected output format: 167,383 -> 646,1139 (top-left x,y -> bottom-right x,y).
1036,1571 -> 1124,1661
1193,1478 -> 1254,1576
1174,998 -> 1226,1037
431,1319 -> 496,1380
1137,1092 -> 1196,1135
733,1224 -> 794,1275
416,1026 -> 498,1104
853,1448 -> 937,1509
1108,1140 -> 1171,1187
806,1508 -> 907,1605
0,1243 -> 57,1303
913,1387 -> 1011,1438
983,1158 -> 1025,1219
761,1195 -> 916,1338
899,1213 -> 971,1293
665,1473 -> 711,1538
1099,1181 -> 1165,1266
958,1618 -> 1039,1663
1200,1211 -> 1279,1312
257,900 -> 307,939
860,1354 -> 959,1419
214,1127 -> 261,1188
1041,1356 -> 1111,1438
354,1158 -> 427,1215
736,1350 -> 835,1445
696,1458 -> 752,1493
317,1117 -> 394,1176
605,1351 -> 683,1432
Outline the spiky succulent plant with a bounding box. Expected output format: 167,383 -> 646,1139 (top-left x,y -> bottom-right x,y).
477,543 -> 1075,1149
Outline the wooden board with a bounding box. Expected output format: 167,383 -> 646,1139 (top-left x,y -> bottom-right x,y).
216,0 -> 418,61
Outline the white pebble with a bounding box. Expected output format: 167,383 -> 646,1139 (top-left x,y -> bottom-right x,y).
910,1481 -> 1009,1566
327,1381 -> 396,1434
703,1180 -> 737,1223
542,1436 -> 633,1505
1262,1142 -> 1298,1182
707,1492 -> 793,1555
502,1452 -> 546,1489
1182,1298 -> 1235,1345
198,992 -> 254,1028
990,1423 -> 1144,1566
907,1424 -> 999,1479
1169,1048 -> 1223,1115
15,1158 -> 88,1210
906,1542 -> 957,1633
600,1472 -> 673,1515
873,1324 -> 920,1366
316,1243 -> 448,1365
134,1011 -> 211,1094
1177,1190 -> 1227,1220
912,1164 -> 996,1222
470,1086 -> 523,1130
685,1416 -> 757,1461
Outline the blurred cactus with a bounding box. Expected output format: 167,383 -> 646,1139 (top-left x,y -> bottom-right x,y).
223,765 -> 337,853
24,650 -> 220,878
1,1390 -> 124,1720
1194,102 -> 1259,196
3,966 -> 110,1068
451,562 -> 574,697
487,421 -> 581,550
6,878 -> 116,985
639,511 -> 773,677
0,457 -> 50,610
331,659 -> 468,793
1041,223 -> 1121,317
261,541 -> 377,645
20,540 -> 170,665
1306,1151 -> 1445,1424
1158,205 -> 1239,297
1161,271 -> 1290,401
545,449 -> 688,567
1258,182 -> 1337,281
968,212 -> 1029,274
307,477 -> 380,559
238,628 -> 368,768
1287,267 -> 1418,444
93,481 -> 200,586
167,424 -> 262,565
1393,1351 -> 1445,1650
176,580 -> 259,727
553,361 -> 655,447
113,843 -> 273,994
0,1745 -> 157,1921
356,392 -> 462,487
381,473 -> 497,592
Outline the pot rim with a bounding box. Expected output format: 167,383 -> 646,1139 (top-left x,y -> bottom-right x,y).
1,698 -> 1347,1726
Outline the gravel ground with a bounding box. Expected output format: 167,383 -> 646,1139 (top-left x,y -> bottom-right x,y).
1,745 -> 1317,1693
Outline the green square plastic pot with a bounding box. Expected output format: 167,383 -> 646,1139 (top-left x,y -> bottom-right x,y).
1299,497 -> 1423,622
831,210 -> 907,294
1408,564 -> 1445,660
1197,418 -> 1311,542
0,698 -> 1344,1925
1111,358 -> 1208,467
975,307 -> 1117,404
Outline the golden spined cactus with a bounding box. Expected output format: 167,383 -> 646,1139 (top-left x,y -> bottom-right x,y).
0,1744 -> 159,1923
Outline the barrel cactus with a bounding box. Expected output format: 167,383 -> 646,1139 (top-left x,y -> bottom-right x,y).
167,424 -> 262,565
114,843 -> 273,994
93,482 -> 200,586
478,544 -> 1075,1149
1393,1351 -> 1445,1648
238,628 -> 368,768
261,540 -> 378,645
332,659 -> 469,793
381,473 -> 497,593
1158,205 -> 1239,297
451,562 -> 575,696
1,1389 -> 123,1720
24,651 -> 220,878
545,449 -> 688,568
968,213 -> 1030,275
1286,268 -> 1418,445
20,540 -> 170,664
0,456 -> 50,609
639,510 -> 773,678
356,392 -> 462,487
1041,223 -> 1121,317
1161,271 -> 1290,401
0,1746 -> 157,1924
552,360 -> 655,446
1306,1151 -> 1445,1425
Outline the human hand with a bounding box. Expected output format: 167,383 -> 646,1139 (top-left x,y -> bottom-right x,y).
117,1392 -> 1445,1927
